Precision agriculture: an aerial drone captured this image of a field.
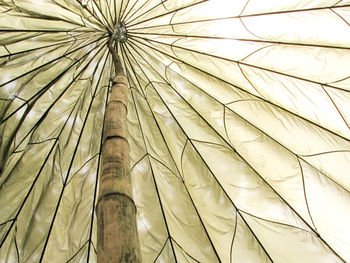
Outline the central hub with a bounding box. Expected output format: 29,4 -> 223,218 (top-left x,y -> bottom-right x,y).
114,22 -> 128,43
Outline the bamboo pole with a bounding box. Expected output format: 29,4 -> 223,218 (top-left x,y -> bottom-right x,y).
96,40 -> 141,262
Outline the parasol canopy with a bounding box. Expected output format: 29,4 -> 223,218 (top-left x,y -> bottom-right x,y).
1,0 -> 350,262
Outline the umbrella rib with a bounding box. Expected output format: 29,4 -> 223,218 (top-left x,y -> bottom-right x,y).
120,0 -> 141,24
125,39 -> 348,261
148,153 -> 182,181
229,212 -> 238,263
299,149 -> 350,157
118,0 -> 130,23
330,8 -> 350,26
130,55 -> 318,262
152,237 -> 170,263
120,45 -> 144,96
121,45 -> 147,99
65,240 -> 89,263
238,209 -> 314,234
78,1 -> 108,30
124,0 -> 169,26
126,41 -> 277,262
226,104 -> 350,195
115,0 -> 122,24
129,154 -> 148,173
123,45 -> 184,181
1,45 -> 107,168
129,31 -> 350,51
0,41 -> 107,179
129,57 -> 274,263
297,158 -> 318,231
0,28 -> 98,33
21,3 -> 87,29
131,35 -> 350,94
333,0 -> 344,5
75,0 -> 111,31
66,153 -> 100,186
125,42 -> 228,263
0,41 -> 106,251
86,59 -> 111,263
105,0 -> 115,27
320,84 -> 350,130
128,4 -> 350,32
0,34 -> 106,90
123,0 -> 153,26
124,44 -> 223,262
237,3 -> 350,18
0,37 -> 107,124
134,3 -> 350,23
152,145 -> 314,249
171,238 -> 201,262
14,226 -> 19,263
236,62 -> 264,98
0,105 -> 76,249
0,33 -> 100,59
128,37 -> 350,195
122,46 -> 179,262
130,88 -> 179,263
128,36 -> 350,142
239,0 -> 250,16
126,0 -> 208,28
38,43 -> 108,262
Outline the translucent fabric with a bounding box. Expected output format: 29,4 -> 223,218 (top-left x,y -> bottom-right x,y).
0,0 -> 350,262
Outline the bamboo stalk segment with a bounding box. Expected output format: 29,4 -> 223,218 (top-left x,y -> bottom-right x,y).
97,74 -> 141,263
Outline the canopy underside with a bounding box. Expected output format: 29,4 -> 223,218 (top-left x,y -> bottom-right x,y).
0,0 -> 350,262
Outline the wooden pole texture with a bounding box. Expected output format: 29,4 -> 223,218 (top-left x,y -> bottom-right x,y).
96,67 -> 141,262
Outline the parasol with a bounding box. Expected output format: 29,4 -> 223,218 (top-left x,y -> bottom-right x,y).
1,0 -> 350,262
